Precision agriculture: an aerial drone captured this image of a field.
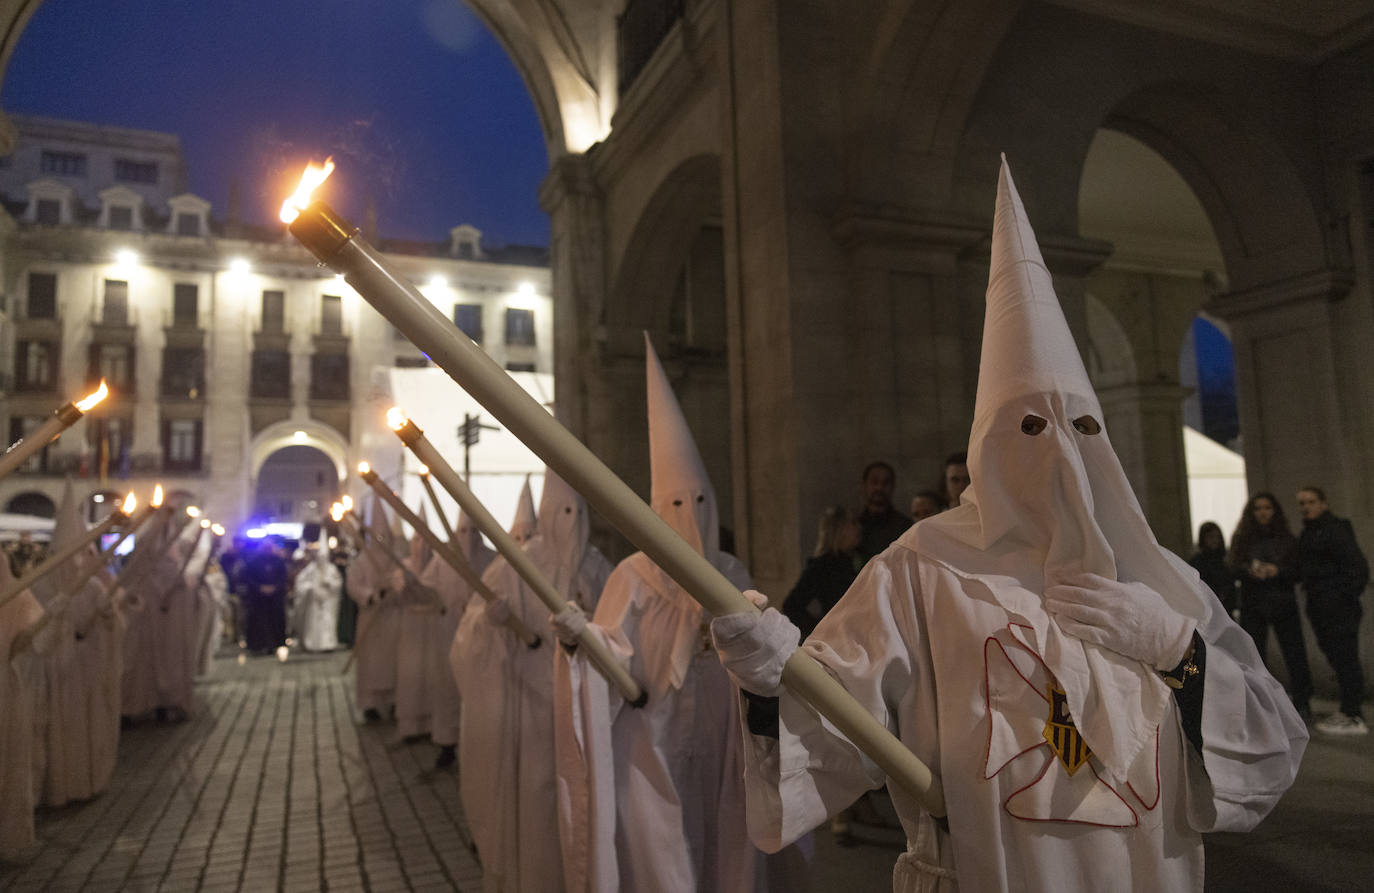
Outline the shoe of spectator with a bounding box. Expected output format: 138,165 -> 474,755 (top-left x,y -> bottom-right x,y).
1314,713 -> 1368,736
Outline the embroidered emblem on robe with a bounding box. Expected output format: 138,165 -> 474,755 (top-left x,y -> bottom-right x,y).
1042,683 -> 1091,776
984,627 -> 1161,826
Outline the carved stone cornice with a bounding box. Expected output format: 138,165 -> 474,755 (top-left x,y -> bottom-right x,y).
1207,267 -> 1356,321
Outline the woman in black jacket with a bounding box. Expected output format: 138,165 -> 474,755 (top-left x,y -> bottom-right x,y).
1296,487 -> 1370,735
783,505 -> 862,639
1227,492 -> 1313,720
1188,521 -> 1235,615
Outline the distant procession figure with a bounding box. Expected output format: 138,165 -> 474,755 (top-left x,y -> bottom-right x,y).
241,537 -> 289,654
294,535 -> 342,653
1295,487 -> 1370,736
349,498 -> 402,721
1226,494 -> 1312,720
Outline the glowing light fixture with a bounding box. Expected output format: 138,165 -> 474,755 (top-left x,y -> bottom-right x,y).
427,275 -> 447,290
293,430 -> 308,442
93,494 -> 105,504
115,249 -> 139,267
229,258 -> 251,274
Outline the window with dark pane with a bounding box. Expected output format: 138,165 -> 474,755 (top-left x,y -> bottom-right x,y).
311,352 -> 350,400
163,418 -> 202,471
175,212 -> 201,236
91,343 -> 134,389
16,340 -> 57,391
108,205 -> 134,230
114,159 -> 158,183
35,198 -> 60,225
173,284 -> 199,327
40,150 -> 86,176
261,290 -> 285,333
162,347 -> 205,398
320,294 -> 343,335
504,307 -> 535,346
453,303 -> 483,343
27,272 -> 57,319
251,349 -> 291,398
102,280 -> 129,324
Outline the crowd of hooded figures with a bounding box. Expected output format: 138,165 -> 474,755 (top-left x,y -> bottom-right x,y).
2,161 -> 1320,891
1,478 -> 226,862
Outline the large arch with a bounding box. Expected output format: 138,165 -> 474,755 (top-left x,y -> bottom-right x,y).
0,0 -> 609,158
248,419 -> 349,485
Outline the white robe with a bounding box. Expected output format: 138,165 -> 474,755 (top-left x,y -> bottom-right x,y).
151,543 -> 197,714
195,568 -> 227,676
348,552 -> 400,714
32,575 -> 93,808
453,537 -> 611,893
738,538 -> 1308,892
0,589 -> 44,860
395,555 -> 440,739
420,542 -> 495,748
556,550 -> 756,893
294,558 -> 341,654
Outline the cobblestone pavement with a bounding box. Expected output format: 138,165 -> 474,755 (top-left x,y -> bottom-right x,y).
0,649 -> 482,893
4,646 -> 1371,893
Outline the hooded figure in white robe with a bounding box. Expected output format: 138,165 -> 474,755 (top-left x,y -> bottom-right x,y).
295,534 -> 341,654
349,497 -> 402,718
148,521 -> 203,717
395,503 -> 439,739
0,556 -> 45,860
82,564 -> 124,793
711,158 -> 1308,892
422,507 -> 494,763
120,506 -> 175,718
30,479 -> 100,806
553,335 -> 756,893
453,467 -> 612,893
511,476 -> 537,545
195,555 -> 228,676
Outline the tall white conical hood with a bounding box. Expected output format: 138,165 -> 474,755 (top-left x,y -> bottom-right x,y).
536,465 -> 589,594
645,333 -> 719,562
510,475 -> 537,544
48,477 -> 88,597
913,157 -> 1215,780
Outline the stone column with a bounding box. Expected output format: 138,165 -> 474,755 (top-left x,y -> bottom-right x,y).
1097,381 -> 1194,554
1210,270 -> 1358,511
539,153 -> 606,444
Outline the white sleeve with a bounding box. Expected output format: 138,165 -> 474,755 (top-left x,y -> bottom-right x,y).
738,554 -> 928,852
1183,608 -> 1308,832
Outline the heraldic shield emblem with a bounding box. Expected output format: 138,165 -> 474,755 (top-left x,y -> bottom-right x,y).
1043,682 -> 1092,776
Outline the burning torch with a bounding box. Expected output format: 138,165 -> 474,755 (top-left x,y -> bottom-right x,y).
0,490 -> 136,610
0,380 -> 109,480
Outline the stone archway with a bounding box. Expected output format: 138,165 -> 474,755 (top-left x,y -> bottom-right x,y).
253,444 -> 339,526
248,420 -> 349,487
4,490 -> 55,518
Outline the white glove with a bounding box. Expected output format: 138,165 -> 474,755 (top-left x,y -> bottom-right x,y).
1044,573 -> 1195,670
550,601 -> 587,647
710,589 -> 800,696
484,596 -> 511,626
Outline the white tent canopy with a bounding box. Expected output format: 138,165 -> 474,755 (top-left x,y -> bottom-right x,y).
1184,425 -> 1247,543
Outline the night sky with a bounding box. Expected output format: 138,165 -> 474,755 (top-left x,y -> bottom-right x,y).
1,0 -> 550,246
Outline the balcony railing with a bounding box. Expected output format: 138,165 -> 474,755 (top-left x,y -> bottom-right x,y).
617,0 -> 684,95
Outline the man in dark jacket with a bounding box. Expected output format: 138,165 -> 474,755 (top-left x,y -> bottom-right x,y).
856,461 -> 911,563
1296,487 -> 1370,735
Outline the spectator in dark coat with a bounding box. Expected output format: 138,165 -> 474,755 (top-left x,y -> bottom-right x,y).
1296,487 -> 1370,735
783,506 -> 861,639
1189,521 -> 1236,615
856,461 -> 911,562
1227,492 -> 1313,720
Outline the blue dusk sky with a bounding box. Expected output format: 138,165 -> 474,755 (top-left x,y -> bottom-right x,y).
2,0 -> 550,246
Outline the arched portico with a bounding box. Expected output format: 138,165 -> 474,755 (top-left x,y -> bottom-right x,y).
248,420 -> 349,485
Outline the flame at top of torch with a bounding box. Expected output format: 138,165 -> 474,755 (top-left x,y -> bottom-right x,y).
121,492 -> 137,514
386,407 -> 408,430
76,380 -> 109,412
200,518 -> 212,529
211,523 -> 226,537
152,485 -> 164,507
357,461 -> 371,475
341,495 -> 354,512
186,505 -> 202,518
330,502 -> 345,522
279,158 -> 335,224
418,464 -> 430,476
